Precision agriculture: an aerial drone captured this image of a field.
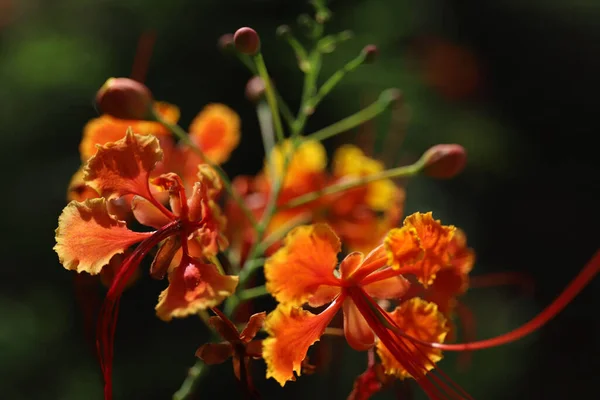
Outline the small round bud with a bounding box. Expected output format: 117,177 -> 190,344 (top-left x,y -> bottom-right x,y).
276,25 -> 291,38
218,33 -> 235,51
96,77 -> 153,120
362,44 -> 378,64
245,76 -> 266,103
234,27 -> 260,55
421,144 -> 467,179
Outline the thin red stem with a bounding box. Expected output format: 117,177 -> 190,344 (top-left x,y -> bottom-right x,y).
391,249 -> 600,352
469,271 -> 534,294
130,30 -> 157,83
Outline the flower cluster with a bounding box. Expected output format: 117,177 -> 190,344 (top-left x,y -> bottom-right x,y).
54,2 -> 598,400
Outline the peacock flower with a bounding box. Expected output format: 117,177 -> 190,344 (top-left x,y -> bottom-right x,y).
54,130 -> 237,400
261,215 -> 454,387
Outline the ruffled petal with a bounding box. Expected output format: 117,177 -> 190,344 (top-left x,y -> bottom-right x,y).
84,130 -> 163,201
263,300 -> 341,386
402,212 -> 456,287
189,104 -> 241,164
343,299 -> 375,351
67,167 -> 99,202
268,139 -> 327,191
376,298 -> 449,379
195,343 -> 233,364
307,285 -> 342,308
385,226 -> 424,269
54,198 -> 152,274
265,224 -> 341,307
155,258 -> 238,321
79,102 -> 178,161
239,312 -> 267,343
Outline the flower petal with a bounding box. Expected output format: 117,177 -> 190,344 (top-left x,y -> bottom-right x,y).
307,285 -> 342,308
343,299 -> 375,351
131,196 -> 171,229
54,198 -> 152,274
155,258 -> 238,321
403,212 -> 456,287
79,102 -> 178,161
265,224 -> 341,307
195,343 -> 233,364
189,104 -> 240,164
263,300 -> 341,386
363,274 -> 410,300
67,167 -> 99,202
84,130 -> 163,201
239,312 -> 267,343
385,226 -> 424,269
268,139 -> 327,191
376,298 -> 449,379
340,252 -> 365,280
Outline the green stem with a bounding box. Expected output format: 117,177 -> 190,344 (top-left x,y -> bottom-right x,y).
254,211 -> 311,255
172,362 -> 207,400
305,89 -> 399,143
257,100 -> 276,178
238,285 -> 269,301
282,160 -> 425,210
304,49 -> 366,112
254,53 -> 285,142
153,114 -> 260,231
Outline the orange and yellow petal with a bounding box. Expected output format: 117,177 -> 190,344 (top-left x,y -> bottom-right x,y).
376,298 -> 449,379
265,224 -> 341,307
307,284 -> 342,308
402,212 -> 456,287
84,130 -> 163,201
54,198 -> 152,274
363,274 -> 410,300
155,258 -> 238,321
385,226 -> 424,269
343,299 -> 375,351
189,104 -> 240,165
79,102 -> 178,161
67,167 -> 99,202
263,301 -> 341,386
131,196 -> 171,229
268,139 -> 327,191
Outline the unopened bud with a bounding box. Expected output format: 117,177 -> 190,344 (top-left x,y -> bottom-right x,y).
234,27 -> 260,55
245,76 -> 266,103
421,144 -> 467,179
362,44 -> 378,64
96,77 -> 153,120
218,33 -> 235,52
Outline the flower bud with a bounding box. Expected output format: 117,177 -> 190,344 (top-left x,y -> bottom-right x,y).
245,76 -> 266,103
234,27 -> 260,55
95,77 -> 153,120
421,144 -> 467,179
218,33 -> 235,52
362,44 -> 378,64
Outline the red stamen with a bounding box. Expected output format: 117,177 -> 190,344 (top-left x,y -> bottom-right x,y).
454,302 -> 475,370
360,265 -> 421,286
97,221 -> 180,400
130,30 -> 157,83
391,250 -> 600,352
470,271 -> 534,295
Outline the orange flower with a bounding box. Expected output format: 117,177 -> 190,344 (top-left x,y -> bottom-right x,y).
323,145 -> 405,253
54,131 -> 237,400
188,103 -> 241,164
262,223 -> 419,385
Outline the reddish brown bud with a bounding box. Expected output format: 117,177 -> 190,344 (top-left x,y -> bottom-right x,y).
95,77 -> 153,120
218,33 -> 235,51
362,44 -> 378,63
421,144 -> 467,179
233,27 -> 260,55
245,76 -> 266,103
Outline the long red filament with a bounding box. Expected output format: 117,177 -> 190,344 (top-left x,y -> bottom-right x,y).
394,249 -> 600,352
97,221 -> 180,400
130,30 -> 157,83
469,271 -> 534,295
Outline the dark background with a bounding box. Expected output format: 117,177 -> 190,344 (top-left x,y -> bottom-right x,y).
1,0 -> 599,399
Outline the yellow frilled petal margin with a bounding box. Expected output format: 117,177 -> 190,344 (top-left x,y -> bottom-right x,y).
376,298 -> 449,379
84,130 -> 163,201
54,198 -> 152,274
263,301 -> 340,386
268,139 -> 327,189
265,224 -> 341,307
403,212 -> 456,287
